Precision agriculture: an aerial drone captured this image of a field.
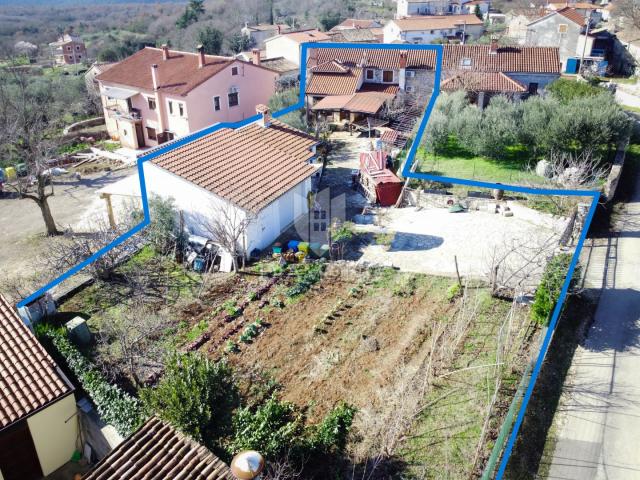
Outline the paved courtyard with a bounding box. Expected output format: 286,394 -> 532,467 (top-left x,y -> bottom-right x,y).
356,203 -> 568,289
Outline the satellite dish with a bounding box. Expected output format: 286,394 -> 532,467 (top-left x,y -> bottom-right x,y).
230,451 -> 265,480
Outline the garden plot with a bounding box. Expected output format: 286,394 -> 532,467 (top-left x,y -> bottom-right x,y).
53,249 -> 540,479
355,204 -> 567,290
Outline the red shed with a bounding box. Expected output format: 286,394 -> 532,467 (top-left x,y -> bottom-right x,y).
359,151 -> 403,206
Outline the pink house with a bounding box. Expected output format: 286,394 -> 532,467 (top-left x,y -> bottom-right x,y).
95,45 -> 279,149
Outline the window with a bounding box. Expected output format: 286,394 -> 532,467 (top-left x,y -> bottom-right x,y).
67,46 -> 71,51
178,103 -> 185,117
228,91 -> 239,107
528,82 -> 539,95
406,70 -> 416,78
558,23 -> 568,33
76,45 -> 80,50
146,127 -> 157,140
147,97 -> 156,110
366,69 -> 374,80
382,70 -> 393,83
78,55 -> 82,59
213,96 -> 221,111
165,131 -> 175,141
231,66 -> 239,76
168,101 -> 173,115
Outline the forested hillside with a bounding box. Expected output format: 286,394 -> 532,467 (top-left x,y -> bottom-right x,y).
0,0 -> 394,59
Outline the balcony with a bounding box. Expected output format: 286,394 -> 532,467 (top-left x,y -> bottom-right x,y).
106,106 -> 142,122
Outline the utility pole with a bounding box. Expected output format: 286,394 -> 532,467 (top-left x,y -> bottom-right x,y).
578,10 -> 592,76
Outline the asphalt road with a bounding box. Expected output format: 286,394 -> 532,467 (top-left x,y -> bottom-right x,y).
546,167 -> 640,478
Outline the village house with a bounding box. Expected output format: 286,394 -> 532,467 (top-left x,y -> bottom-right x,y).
327,28 -> 382,43
330,18 -> 384,31
264,29 -> 331,66
84,61 -> 118,96
97,105 -> 320,268
306,44 -> 560,141
95,45 -> 279,150
48,32 -> 87,66
546,2 -> 603,23
396,0 -> 452,17
241,22 -> 291,49
383,15 -> 485,44
82,417 -> 235,480
526,7 -> 609,71
0,294 -> 78,480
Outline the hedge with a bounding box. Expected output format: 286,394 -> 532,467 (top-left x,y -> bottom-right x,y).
37,325 -> 144,436
531,254 -> 578,325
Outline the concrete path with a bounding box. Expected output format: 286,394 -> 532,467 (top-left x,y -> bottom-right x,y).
546,172 -> 640,479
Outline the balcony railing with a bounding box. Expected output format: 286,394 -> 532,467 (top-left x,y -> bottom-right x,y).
106,106 -> 142,121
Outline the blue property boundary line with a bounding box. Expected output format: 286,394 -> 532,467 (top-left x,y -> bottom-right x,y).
17,42 -> 602,479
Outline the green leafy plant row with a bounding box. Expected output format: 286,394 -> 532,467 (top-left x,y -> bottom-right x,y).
37,325 -> 144,436
531,254 -> 579,325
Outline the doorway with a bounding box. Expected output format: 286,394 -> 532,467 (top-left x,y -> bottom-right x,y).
0,421 -> 43,480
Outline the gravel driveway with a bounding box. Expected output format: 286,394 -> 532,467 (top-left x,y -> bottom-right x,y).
357,203 -> 568,289
0,167 -> 135,278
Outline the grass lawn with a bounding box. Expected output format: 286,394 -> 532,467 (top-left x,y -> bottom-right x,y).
418,138 -> 543,186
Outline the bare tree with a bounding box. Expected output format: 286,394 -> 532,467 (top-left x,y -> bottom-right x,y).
615,0 -> 640,30
97,302 -> 173,387
0,64 -> 65,235
200,202 -> 256,272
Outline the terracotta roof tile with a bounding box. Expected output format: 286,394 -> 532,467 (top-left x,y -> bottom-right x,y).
0,294 -> 72,429
306,67 -> 363,96
150,120 -> 318,213
311,45 -> 560,73
96,47 -> 269,97
392,14 -> 484,31
556,7 -> 587,25
83,417 -> 233,480
331,18 -> 381,30
441,71 -> 527,92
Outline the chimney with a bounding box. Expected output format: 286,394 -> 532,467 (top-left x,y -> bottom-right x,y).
161,44 -> 169,61
256,104 -> 271,128
489,36 -> 499,54
277,24 -> 282,35
399,51 -> 408,69
251,48 -> 261,66
151,64 -> 159,91
230,451 -> 265,480
197,44 -> 205,68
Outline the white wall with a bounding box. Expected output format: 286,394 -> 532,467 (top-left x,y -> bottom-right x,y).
27,395 -> 78,476
143,163 -> 313,256
383,21 -> 484,44
266,37 -> 302,65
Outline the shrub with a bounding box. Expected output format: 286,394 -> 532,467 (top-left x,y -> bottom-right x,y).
286,262 -> 325,297
308,402 -> 357,453
447,282 -> 462,301
36,325 -> 143,436
531,254 -> 579,325
231,395 -> 304,458
141,353 -> 237,447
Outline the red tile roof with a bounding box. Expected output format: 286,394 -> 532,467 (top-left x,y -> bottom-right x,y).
391,14 -> 484,31
556,7 -> 587,25
310,60 -> 350,73
83,417 -> 233,480
0,295 -> 72,429
331,18 -> 381,30
312,91 -> 391,114
306,67 -> 363,96
151,120 -> 318,213
269,29 -> 331,44
96,47 -> 273,97
311,45 -> 560,73
441,71 -> 527,92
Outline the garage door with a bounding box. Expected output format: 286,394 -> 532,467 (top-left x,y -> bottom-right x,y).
0,421 -> 43,480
